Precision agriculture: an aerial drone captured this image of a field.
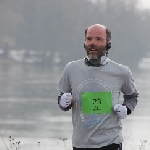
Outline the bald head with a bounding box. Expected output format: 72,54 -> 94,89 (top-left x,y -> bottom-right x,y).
88,24 -> 106,29
85,24 -> 106,38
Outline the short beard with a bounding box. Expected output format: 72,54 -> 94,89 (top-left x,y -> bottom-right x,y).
85,45 -> 106,60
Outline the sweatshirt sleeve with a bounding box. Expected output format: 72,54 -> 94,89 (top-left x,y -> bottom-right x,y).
58,64 -> 72,111
58,64 -> 72,94
121,67 -> 139,113
123,92 -> 139,114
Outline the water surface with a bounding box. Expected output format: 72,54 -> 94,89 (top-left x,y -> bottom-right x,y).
0,61 -> 149,150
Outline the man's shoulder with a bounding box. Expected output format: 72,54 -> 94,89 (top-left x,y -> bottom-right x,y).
66,58 -> 84,68
108,59 -> 130,73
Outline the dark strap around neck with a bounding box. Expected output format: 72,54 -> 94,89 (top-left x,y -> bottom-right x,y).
85,58 -> 102,67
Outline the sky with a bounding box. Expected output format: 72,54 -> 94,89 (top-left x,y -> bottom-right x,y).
137,0 -> 150,9
90,0 -> 150,10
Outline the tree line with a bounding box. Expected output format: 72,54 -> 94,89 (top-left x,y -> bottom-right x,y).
0,0 -> 150,70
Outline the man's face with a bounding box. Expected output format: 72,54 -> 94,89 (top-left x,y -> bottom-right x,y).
84,25 -> 107,59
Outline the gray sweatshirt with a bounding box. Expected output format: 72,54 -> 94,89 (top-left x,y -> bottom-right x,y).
58,57 -> 137,148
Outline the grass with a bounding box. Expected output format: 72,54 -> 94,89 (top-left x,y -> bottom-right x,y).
129,140 -> 148,150
0,131 -> 150,150
8,136 -> 21,150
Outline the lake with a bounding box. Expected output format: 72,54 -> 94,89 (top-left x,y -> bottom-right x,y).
0,58 -> 150,150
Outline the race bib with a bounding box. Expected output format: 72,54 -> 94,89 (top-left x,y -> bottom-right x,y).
81,92 -> 112,114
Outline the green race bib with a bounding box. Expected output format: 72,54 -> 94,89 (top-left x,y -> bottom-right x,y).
81,92 -> 112,114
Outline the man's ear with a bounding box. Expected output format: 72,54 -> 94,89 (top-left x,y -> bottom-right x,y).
106,41 -> 111,51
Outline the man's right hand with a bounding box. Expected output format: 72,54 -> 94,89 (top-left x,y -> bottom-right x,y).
60,93 -> 72,108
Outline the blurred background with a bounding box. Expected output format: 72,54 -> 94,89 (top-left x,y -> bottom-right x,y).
0,0 -> 150,149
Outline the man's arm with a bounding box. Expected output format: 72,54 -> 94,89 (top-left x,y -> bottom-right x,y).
123,92 -> 139,115
120,67 -> 139,115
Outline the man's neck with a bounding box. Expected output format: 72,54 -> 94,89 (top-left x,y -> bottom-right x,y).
85,55 -> 107,67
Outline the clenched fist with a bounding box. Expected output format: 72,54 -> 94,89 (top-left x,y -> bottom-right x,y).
59,93 -> 72,108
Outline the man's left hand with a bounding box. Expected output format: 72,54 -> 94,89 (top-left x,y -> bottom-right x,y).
114,104 -> 127,119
